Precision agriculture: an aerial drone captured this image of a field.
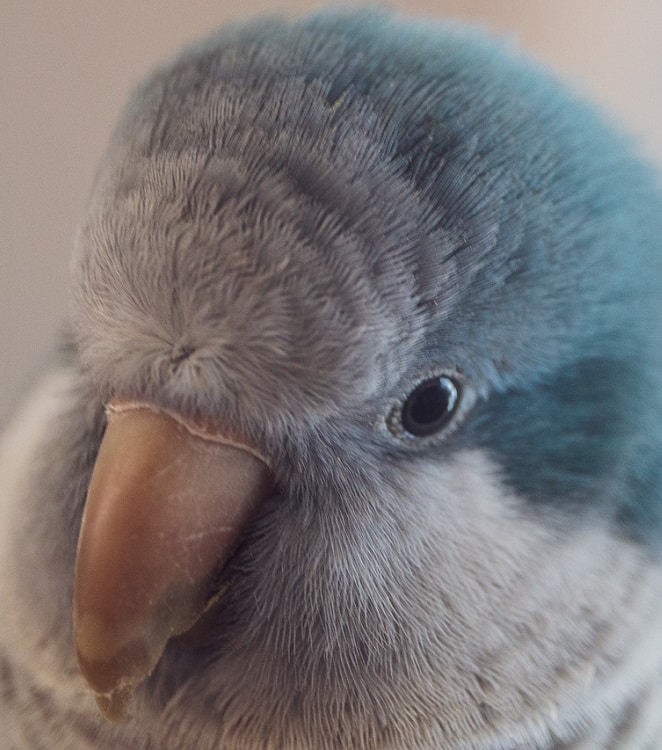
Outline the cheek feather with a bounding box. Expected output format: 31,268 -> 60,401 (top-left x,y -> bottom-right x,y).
390,451 -> 662,746
142,448 -> 662,749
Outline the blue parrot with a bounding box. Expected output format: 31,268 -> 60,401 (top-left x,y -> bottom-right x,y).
1,9 -> 661,749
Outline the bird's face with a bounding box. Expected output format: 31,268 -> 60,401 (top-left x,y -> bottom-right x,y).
49,13 -> 662,749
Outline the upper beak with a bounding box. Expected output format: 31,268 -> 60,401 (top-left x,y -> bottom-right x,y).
73,400 -> 273,720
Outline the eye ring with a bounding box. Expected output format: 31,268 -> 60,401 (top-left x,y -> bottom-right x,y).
385,370 -> 470,441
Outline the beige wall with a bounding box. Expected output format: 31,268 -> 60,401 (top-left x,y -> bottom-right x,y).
2,1 -> 661,417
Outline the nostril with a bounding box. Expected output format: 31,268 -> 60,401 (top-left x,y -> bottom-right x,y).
170,344 -> 195,367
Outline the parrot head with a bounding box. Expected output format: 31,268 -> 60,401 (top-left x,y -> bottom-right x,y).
23,9 -> 662,748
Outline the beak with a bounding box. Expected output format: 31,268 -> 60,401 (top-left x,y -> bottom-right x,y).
73,401 -> 273,720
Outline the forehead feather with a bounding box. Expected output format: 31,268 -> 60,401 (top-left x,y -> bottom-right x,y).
71,10 -> 662,413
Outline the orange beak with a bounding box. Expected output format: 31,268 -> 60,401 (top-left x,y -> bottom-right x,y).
73,401 -> 272,720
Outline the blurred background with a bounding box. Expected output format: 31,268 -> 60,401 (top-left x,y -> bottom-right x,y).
2,0 -> 661,417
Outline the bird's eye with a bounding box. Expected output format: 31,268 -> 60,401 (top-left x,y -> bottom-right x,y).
400,376 -> 460,437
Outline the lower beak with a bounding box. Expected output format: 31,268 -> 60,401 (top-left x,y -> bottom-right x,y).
73,401 -> 273,720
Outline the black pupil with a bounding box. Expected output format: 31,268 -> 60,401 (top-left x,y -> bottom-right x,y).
402,377 -> 458,437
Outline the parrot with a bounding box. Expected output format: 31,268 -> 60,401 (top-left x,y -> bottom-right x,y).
1,8 -> 662,749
